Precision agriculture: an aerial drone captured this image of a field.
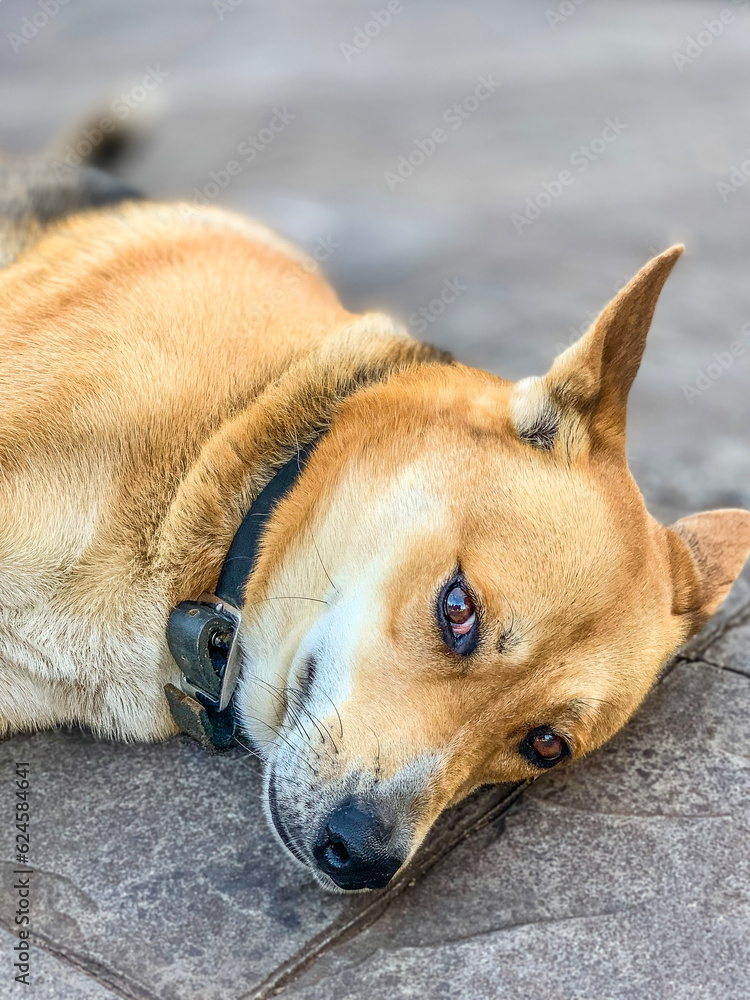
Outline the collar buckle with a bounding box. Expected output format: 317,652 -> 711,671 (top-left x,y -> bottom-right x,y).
166,593 -> 243,712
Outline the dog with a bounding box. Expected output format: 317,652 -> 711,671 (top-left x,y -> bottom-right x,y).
1,152 -> 748,893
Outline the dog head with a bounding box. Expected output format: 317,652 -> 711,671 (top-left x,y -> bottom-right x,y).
237,247 -> 750,891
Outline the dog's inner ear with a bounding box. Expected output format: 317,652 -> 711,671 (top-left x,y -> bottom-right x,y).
511,245 -> 683,456
666,509 -> 750,630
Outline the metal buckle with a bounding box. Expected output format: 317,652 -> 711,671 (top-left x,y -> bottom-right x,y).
166,593 -> 243,712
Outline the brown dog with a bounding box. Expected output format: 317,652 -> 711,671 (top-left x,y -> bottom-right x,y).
1,160 -> 748,892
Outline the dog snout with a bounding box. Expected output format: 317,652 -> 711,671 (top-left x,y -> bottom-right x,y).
312,796 -> 403,891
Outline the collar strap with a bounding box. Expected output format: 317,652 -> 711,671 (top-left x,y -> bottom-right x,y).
215,441 -> 317,608
165,441 -> 318,748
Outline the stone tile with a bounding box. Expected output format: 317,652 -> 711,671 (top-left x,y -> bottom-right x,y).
0,731 -> 355,1000
0,928 -> 122,1000
678,566 -> 750,675
695,606 -> 750,679
282,662 -> 750,1000
0,729 -> 518,1000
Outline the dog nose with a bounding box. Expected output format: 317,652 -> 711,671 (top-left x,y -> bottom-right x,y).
312,798 -> 403,890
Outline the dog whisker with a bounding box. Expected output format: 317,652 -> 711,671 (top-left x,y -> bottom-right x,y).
248,675 -> 314,746
244,667 -> 341,761
310,529 -> 337,595
244,596 -> 329,608
240,713 -> 317,774
286,685 -> 340,755
287,691 -> 331,747
291,681 -> 344,741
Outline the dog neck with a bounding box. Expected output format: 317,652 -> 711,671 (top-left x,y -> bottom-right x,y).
155,322 -> 450,606
158,323 -> 449,746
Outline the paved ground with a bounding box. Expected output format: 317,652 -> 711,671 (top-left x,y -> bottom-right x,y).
1,1 -> 750,998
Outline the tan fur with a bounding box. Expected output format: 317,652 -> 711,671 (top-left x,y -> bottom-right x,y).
0,199 -> 748,888
0,200 -> 443,740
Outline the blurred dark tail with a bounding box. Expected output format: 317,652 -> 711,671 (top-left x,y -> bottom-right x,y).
44,108 -> 152,176
0,112 -> 149,267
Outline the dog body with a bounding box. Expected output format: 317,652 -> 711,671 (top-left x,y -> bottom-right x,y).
1,165 -> 749,890
0,188 -> 436,742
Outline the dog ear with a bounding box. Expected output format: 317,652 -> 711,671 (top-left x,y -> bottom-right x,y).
667,509 -> 750,628
511,246 -> 683,455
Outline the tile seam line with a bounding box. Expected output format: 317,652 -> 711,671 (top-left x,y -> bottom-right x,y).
689,597 -> 750,658
675,654 -> 750,681
660,598 -> 750,683
0,920 -> 163,1000
244,783 -> 527,1000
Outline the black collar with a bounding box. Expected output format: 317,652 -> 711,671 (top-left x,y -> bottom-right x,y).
165,441 -> 318,750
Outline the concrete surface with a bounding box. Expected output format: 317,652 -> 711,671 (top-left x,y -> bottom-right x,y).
1,1 -> 749,998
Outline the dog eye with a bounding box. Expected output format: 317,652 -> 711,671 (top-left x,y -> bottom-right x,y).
438,577 -> 479,654
445,585 -> 475,632
520,727 -> 570,769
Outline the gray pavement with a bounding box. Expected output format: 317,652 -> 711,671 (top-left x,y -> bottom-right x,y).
1,1 -> 750,998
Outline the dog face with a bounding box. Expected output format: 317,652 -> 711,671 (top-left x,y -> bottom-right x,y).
236,247 -> 750,891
